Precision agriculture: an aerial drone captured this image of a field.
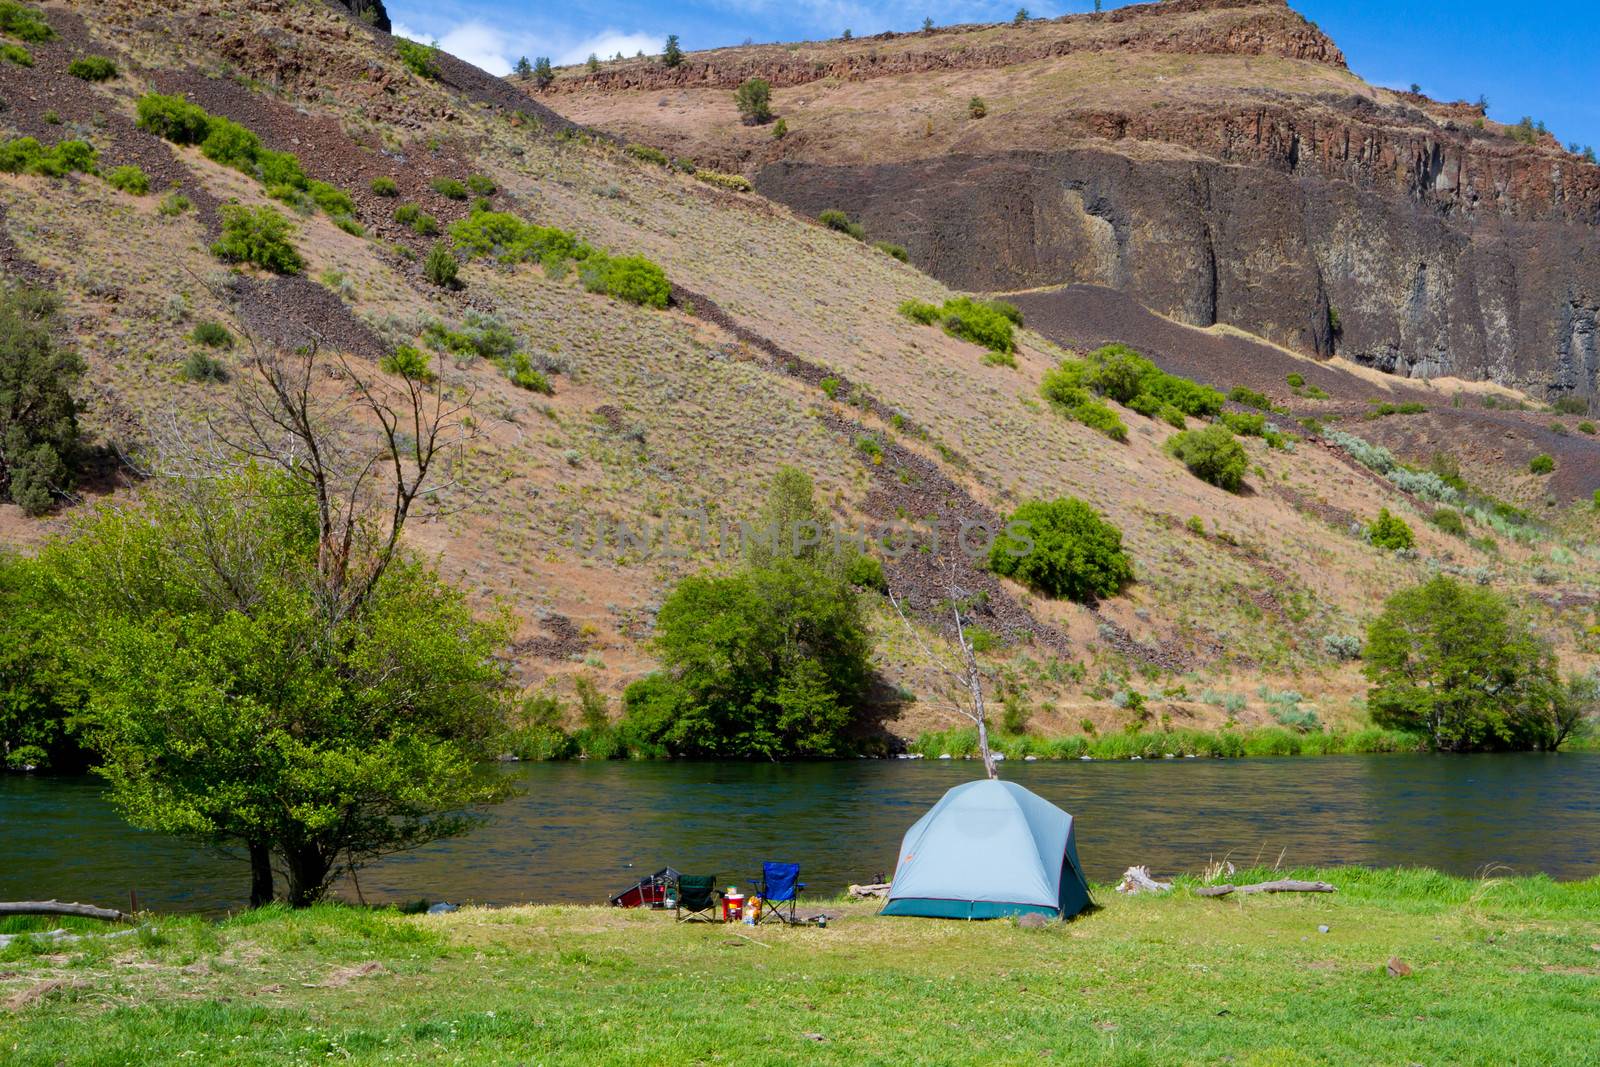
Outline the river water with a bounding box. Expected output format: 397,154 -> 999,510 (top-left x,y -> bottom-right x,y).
3,753 -> 1596,912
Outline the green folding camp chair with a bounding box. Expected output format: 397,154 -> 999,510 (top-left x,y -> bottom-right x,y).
673,875 -> 720,923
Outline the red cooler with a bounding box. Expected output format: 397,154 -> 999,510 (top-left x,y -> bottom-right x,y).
722,892 -> 744,922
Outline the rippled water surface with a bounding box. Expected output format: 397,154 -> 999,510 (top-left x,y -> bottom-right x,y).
4,753 -> 1597,912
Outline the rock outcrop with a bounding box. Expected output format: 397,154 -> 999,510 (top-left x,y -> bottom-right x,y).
332,0 -> 389,33
540,0 -> 1600,400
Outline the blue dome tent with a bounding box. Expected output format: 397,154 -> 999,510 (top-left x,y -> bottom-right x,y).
881,779 -> 1092,920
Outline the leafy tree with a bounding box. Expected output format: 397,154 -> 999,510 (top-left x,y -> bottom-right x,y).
0,287 -> 82,514
1367,507 -> 1415,550
734,77 -> 773,124
622,468 -> 873,757
989,497 -> 1133,603
1166,425 -> 1247,491
0,552 -> 86,770
513,55 -> 533,79
1365,576 -> 1588,750
396,38 -> 440,79
534,56 -> 554,88
663,34 -> 683,67
37,470 -> 515,907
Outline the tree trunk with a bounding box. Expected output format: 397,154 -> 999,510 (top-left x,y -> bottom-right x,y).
249,840 -> 274,908
974,709 -> 998,780
284,845 -> 331,908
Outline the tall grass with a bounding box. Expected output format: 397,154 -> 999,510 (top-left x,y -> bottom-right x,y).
909,725 -> 1425,759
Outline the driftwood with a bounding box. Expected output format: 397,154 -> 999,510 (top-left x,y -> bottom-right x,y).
848,883 -> 891,899
1115,866 -> 1172,894
1195,879 -> 1337,898
0,900 -> 133,923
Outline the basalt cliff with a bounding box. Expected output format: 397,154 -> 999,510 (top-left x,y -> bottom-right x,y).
539,0 -> 1600,401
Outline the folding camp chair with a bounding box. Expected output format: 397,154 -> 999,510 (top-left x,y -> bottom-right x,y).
673,875 -> 720,923
750,862 -> 806,925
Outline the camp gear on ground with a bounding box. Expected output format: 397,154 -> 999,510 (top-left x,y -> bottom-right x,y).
674,875 -> 720,923
609,867 -> 681,908
750,862 -> 807,925
722,891 -> 746,922
881,779 -> 1091,920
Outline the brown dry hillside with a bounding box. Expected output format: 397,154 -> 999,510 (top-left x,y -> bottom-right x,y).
537,0 -> 1600,405
1,0 -> 1597,742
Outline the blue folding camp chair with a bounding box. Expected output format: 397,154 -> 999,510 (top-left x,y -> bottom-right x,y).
750,862 -> 806,925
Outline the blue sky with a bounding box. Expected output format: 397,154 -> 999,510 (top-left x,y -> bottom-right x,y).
387,0 -> 1598,151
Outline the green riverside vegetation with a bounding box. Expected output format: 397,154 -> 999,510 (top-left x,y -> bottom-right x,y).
1,869 -> 1596,1063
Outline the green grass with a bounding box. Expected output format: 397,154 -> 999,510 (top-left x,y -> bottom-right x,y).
0,870 -> 1595,1063
910,725 -> 1426,759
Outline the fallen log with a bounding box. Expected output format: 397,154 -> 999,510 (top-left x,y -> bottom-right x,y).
1115,866 -> 1172,894
0,900 -> 133,922
1194,879 -> 1336,898
848,883 -> 890,899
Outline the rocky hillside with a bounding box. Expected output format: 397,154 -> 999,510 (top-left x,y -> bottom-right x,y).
539,0 -> 1600,403
1,0 -> 1597,742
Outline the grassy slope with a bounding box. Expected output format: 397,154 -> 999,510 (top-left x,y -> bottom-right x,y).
2,868 -> 1597,1064
0,0 -> 1596,741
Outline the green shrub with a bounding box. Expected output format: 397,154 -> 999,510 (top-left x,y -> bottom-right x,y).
507,694 -> 577,761
968,96 -> 986,119
308,180 -> 355,216
1551,394 -> 1588,415
103,165 -> 149,195
0,2 -> 54,42
0,137 -> 97,177
1220,411 -> 1268,437
158,191 -> 191,217
332,215 -> 364,237
1166,425 -> 1247,491
1070,397 -> 1128,442
190,321 -> 233,349
1367,507 -> 1415,550
431,177 -> 469,200
625,143 -> 669,166
256,150 -> 308,191
819,208 -> 866,241
506,353 -> 553,394
694,169 -> 753,192
0,41 -> 31,66
1580,421 -> 1597,435
772,118 -> 788,140
396,38 -> 439,78
180,350 -> 228,383
874,241 -> 909,262
210,205 -> 303,274
1429,507 -> 1467,537
845,552 -> 887,591
733,77 -> 773,124
423,243 -> 460,288
394,203 -> 440,236
899,297 -> 1016,354
199,116 -> 262,169
1529,453 -> 1555,474
581,253 -> 670,308
136,92 -> 211,143
819,376 -> 841,400
370,176 -> 399,196
1228,385 -> 1271,410
380,344 -> 435,382
989,497 -> 1133,602
1083,343 -> 1224,416
1286,372 -> 1305,388
465,174 -> 496,196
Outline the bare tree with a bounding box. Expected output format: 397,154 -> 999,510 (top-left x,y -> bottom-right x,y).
888,564 -> 998,779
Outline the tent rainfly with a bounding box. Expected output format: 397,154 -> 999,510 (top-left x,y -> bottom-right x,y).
881,779 -> 1091,920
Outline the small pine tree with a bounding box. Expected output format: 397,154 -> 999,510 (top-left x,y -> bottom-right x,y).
1013,7 -> 1030,25
922,16 -> 934,32
841,28 -> 852,40
424,243 -> 459,288
514,56 -> 532,80
534,56 -> 553,89
663,34 -> 683,68
969,96 -> 987,119
586,53 -> 599,72
734,77 -> 773,125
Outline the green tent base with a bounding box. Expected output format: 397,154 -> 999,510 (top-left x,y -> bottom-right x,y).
880,898 -> 1062,920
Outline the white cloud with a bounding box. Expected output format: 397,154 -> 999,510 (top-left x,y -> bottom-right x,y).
392,19 -> 518,76
554,32 -> 662,67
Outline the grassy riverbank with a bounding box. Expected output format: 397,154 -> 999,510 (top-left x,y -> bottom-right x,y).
909,724 -> 1428,759
3,867 -> 1597,1064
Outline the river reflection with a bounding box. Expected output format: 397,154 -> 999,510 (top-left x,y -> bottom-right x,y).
3,753 -> 1596,913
